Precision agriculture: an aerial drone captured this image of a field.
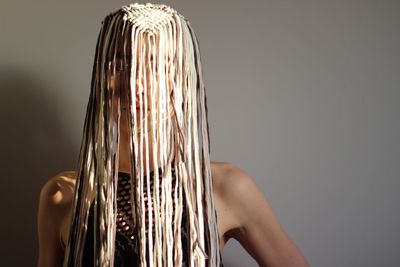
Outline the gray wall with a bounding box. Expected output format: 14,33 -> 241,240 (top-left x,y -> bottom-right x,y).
1,1 -> 399,266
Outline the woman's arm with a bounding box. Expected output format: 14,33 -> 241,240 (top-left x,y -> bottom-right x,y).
37,175 -> 68,267
220,164 -> 310,267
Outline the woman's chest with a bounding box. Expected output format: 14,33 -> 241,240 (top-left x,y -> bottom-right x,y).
60,179 -> 237,253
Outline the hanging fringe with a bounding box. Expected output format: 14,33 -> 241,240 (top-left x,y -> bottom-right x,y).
63,3 -> 221,267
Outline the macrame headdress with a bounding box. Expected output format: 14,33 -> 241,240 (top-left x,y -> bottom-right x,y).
63,3 -> 221,267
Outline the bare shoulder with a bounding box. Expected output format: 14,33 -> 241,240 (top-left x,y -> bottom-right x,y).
210,161 -> 263,229
37,171 -> 77,266
39,170 -> 77,233
210,161 -> 310,267
38,171 -> 77,235
39,171 -> 77,209
210,161 -> 252,195
209,161 -> 262,239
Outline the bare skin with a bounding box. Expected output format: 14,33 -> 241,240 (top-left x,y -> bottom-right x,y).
38,36 -> 310,267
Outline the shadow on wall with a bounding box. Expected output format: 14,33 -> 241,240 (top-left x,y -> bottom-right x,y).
0,66 -> 76,266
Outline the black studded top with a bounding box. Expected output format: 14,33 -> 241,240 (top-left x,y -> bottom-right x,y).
82,169 -> 224,266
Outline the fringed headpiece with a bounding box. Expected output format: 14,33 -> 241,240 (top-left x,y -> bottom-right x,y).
63,3 -> 221,266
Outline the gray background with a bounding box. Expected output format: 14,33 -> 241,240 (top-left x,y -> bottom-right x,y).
1,0 -> 399,266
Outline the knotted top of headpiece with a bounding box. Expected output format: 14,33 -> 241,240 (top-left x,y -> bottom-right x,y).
120,3 -> 179,33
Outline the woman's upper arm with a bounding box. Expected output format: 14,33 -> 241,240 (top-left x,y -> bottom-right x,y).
37,177 -> 66,267
221,164 -> 310,267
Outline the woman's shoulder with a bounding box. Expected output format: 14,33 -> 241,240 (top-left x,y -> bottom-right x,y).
210,161 -> 267,228
211,161 -> 310,267
210,161 -> 256,195
38,171 -> 77,224
40,171 -> 77,207
37,171 -> 78,265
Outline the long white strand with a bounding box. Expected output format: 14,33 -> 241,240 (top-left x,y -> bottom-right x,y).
168,17 -> 183,267
108,23 -> 119,267
175,16 -> 198,266
143,33 -> 155,267
97,14 -> 122,267
160,28 -> 169,267
182,19 -> 208,266
129,25 -> 143,266
184,19 -> 200,259
177,15 -> 202,266
164,28 -> 174,267
138,29 -> 147,267
159,27 -> 167,182
160,35 -> 170,267
175,17 -> 190,265
150,34 -> 161,266
167,19 -> 183,266
149,33 -> 162,267
162,25 -> 170,267
106,17 -> 120,267
173,162 -> 183,267
169,57 -> 181,267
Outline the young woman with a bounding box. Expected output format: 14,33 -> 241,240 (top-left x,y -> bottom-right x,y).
37,3 -> 310,267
